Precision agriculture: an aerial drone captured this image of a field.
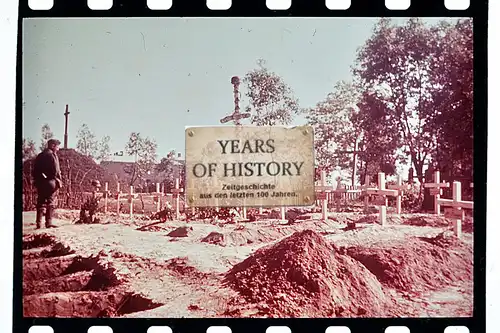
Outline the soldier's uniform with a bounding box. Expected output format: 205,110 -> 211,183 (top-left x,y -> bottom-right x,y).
32,139 -> 62,229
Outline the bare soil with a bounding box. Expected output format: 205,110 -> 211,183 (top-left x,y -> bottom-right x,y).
22,210 -> 473,318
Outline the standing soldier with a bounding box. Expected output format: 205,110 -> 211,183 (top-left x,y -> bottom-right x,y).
32,139 -> 62,229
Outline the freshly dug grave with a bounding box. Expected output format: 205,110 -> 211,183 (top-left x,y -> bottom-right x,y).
224,230 -> 390,317
345,233 -> 473,294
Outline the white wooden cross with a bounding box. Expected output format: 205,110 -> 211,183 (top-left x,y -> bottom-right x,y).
315,170 -> 334,221
424,171 -> 450,215
152,182 -> 164,213
332,176 -> 347,212
437,181 -> 473,238
366,172 -> 398,226
128,186 -> 136,218
102,182 -> 109,213
172,178 -> 184,220
115,182 -> 122,215
387,175 -> 410,215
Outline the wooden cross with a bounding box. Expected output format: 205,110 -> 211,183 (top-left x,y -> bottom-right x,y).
315,170 -> 334,221
366,172 -> 398,226
172,178 -> 184,220
102,182 -> 109,213
220,75 -> 251,126
220,112 -> 250,125
332,177 -> 347,212
115,182 -> 122,215
359,175 -> 371,212
424,171 -> 450,215
437,181 -> 473,238
128,186 -> 136,218
387,175 -> 410,215
152,182 -> 164,213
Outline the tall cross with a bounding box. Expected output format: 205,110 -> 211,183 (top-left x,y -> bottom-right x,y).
424,171 -> 450,215
63,104 -> 70,149
387,174 -> 410,215
220,76 -> 251,125
366,172 -> 398,226
437,181 -> 474,238
315,170 -> 334,221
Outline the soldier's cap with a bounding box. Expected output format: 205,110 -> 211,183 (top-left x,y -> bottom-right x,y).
47,139 -> 61,146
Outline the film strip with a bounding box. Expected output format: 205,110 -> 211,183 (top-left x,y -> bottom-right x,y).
15,0 -> 487,333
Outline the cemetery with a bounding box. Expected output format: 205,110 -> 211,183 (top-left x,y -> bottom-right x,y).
21,161 -> 474,318
20,18 -> 473,319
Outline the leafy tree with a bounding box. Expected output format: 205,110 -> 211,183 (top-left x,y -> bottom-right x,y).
124,132 -> 157,186
353,18 -> 439,184
304,81 -> 364,185
243,59 -> 299,126
39,124 -> 54,151
22,138 -> 36,161
76,124 -> 98,158
96,135 -> 112,162
427,19 -> 473,179
156,150 -> 178,191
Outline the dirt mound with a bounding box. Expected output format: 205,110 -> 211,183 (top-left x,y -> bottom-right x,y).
201,232 -> 226,246
167,226 -> 192,237
165,257 -> 207,279
405,215 -> 448,227
224,230 -> 389,317
419,231 -> 466,248
22,234 -> 56,250
345,236 -> 472,294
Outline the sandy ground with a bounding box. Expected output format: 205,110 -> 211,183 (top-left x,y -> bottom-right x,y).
21,209 -> 474,318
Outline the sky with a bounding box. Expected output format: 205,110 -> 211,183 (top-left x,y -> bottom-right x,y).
22,17 -> 448,171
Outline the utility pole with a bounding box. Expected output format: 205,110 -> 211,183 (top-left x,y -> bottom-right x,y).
63,104 -> 70,149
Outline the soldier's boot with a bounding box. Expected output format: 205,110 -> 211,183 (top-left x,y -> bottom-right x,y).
45,205 -> 58,228
35,208 -> 43,229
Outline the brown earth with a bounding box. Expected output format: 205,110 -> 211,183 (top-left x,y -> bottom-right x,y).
21,210 -> 474,318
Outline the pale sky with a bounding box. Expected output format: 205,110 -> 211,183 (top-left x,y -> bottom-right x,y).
22,17 -> 448,170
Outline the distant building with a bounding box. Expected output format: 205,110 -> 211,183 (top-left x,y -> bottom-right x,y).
100,152 -> 185,190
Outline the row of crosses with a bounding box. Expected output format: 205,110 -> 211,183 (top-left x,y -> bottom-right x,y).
314,170 -> 474,238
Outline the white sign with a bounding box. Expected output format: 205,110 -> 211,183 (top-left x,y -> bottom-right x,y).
185,126 -> 315,207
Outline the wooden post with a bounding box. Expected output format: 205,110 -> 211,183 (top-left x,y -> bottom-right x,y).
103,182 -> 108,213
116,183 -> 121,215
129,186 -> 134,218
259,207 -> 263,215
155,182 -> 161,213
242,207 -> 247,219
173,178 -> 181,220
280,206 -> 286,221
320,171 -> 329,221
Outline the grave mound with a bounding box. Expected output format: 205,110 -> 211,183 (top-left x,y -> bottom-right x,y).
345,236 -> 472,294
167,226 -> 193,237
224,230 -> 389,317
201,232 -> 226,246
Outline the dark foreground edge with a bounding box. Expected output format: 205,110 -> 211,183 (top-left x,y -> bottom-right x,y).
14,0 -> 488,332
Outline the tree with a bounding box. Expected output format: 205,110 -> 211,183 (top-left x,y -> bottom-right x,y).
427,19 -> 473,180
124,132 -> 157,186
76,124 -> 98,158
156,150 -> 177,191
22,138 -> 36,161
243,59 -> 300,126
39,124 -> 54,151
304,81 -> 364,184
353,18 -> 440,185
96,135 -> 112,162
